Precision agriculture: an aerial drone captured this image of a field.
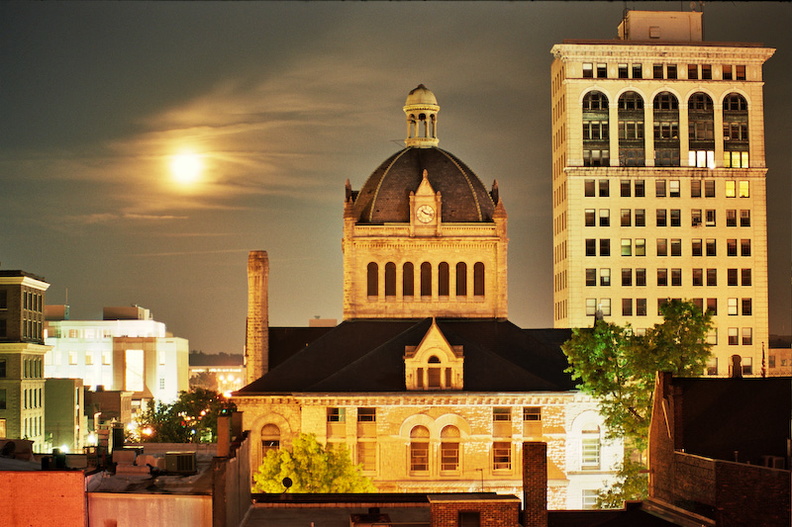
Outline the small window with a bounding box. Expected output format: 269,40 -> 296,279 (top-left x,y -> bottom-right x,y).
493,442 -> 511,470
585,268 -> 596,287
632,64 -> 642,79
741,239 -> 751,256
600,239 -> 610,257
706,239 -> 717,257
636,269 -> 646,286
523,407 -> 541,421
692,239 -> 702,257
636,298 -> 647,316
704,180 -> 715,197
653,63 -> 663,79
691,179 -> 702,198
741,268 -> 752,286
599,268 -> 610,286
585,209 -> 596,227
667,64 -> 677,79
582,63 -> 593,78
620,180 -> 631,197
621,268 -> 632,286
622,298 -> 633,316
621,209 -> 631,227
596,63 -> 607,78
707,268 -> 717,287
635,209 -> 645,227
358,408 -> 376,422
621,239 -> 632,256
688,64 -> 698,80
599,209 -> 610,227
634,180 -> 645,197
656,180 -> 666,197
493,407 -> 511,421
599,179 -> 610,197
327,407 -> 346,422
584,179 -> 596,197
618,63 -> 628,79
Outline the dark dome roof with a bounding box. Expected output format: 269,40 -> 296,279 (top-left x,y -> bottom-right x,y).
352,146 -> 495,224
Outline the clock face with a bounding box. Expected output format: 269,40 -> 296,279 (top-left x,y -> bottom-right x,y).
416,205 -> 435,223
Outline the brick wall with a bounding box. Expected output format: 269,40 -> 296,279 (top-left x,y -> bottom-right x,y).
522,442 -> 547,527
429,498 -> 521,527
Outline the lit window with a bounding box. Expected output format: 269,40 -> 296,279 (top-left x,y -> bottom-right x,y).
581,426 -> 601,469
728,298 -> 738,316
726,181 -> 736,198
621,239 -> 632,256
599,268 -> 610,286
738,181 -> 749,198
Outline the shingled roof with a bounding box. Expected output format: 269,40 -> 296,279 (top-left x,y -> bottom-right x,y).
238,319 -> 575,394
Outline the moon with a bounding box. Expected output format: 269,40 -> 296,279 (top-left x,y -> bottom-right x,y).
170,152 -> 203,184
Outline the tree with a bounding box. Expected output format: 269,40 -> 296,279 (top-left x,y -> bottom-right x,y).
252,433 -> 377,493
562,299 -> 712,450
134,388 -> 236,443
562,299 -> 713,505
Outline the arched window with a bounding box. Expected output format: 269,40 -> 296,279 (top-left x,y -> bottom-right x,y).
427,355 -> 442,389
441,425 -> 460,472
367,262 -> 378,297
456,262 -> 467,296
410,426 -> 430,473
688,92 -> 715,168
581,425 -> 601,470
473,262 -> 485,296
723,93 -> 749,167
261,424 -> 280,458
403,262 -> 414,297
617,91 -> 644,166
582,91 -> 610,167
438,262 -> 450,296
385,262 -> 396,297
653,92 -> 680,166
420,262 -> 432,297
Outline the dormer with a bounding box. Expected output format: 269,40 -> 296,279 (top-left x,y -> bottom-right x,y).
404,320 -> 463,390
409,170 -> 442,236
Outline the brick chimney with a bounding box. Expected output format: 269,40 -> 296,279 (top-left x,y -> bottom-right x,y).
245,251 -> 269,384
523,442 -> 548,527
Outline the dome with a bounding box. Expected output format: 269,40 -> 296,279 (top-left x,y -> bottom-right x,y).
404,84 -> 438,107
352,146 -> 496,224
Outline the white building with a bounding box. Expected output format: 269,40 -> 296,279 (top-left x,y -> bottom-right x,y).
44,306 -> 189,404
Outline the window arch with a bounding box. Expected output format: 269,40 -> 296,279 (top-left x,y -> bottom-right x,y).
441,425 -> 460,472
723,93 -> 749,167
653,91 -> 680,166
385,262 -> 396,297
456,262 -> 467,296
410,425 -> 430,473
473,262 -> 485,296
438,262 -> 450,296
261,424 -> 280,458
367,262 -> 378,297
617,91 -> 644,166
403,262 -> 414,297
420,262 -> 432,297
688,92 -> 715,168
582,91 -> 609,167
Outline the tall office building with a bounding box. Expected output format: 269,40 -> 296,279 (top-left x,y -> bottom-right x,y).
550,11 -> 774,375
0,270 -> 49,449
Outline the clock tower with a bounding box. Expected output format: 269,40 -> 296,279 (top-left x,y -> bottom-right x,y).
342,85 -> 508,320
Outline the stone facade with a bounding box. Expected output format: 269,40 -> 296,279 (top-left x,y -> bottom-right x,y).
237,391 -> 620,509
550,10 -> 775,376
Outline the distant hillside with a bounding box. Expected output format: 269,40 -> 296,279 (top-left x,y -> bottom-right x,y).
189,351 -> 244,366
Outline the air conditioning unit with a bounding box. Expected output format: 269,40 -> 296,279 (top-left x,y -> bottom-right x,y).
165,452 -> 196,474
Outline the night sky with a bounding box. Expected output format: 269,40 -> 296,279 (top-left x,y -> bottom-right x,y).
2,2 -> 790,354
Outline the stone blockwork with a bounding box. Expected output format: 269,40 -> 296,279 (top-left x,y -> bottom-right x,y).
237,392 -> 621,510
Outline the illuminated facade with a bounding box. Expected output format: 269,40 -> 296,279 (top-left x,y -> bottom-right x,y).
235,86 -> 622,509
550,10 -> 774,375
0,270 -> 50,450
44,306 -> 189,404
